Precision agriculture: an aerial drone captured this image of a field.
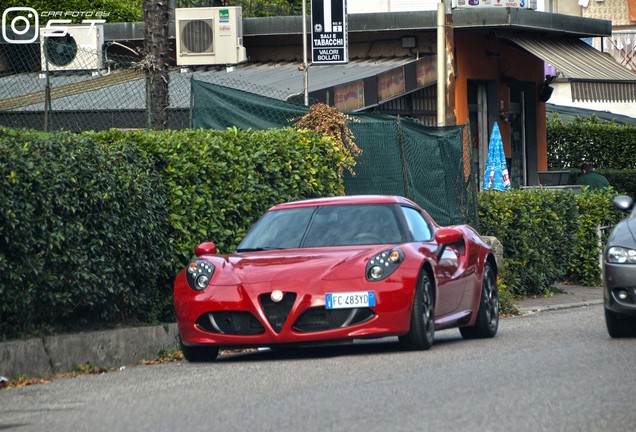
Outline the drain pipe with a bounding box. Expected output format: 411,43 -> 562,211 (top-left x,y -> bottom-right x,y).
437,0 -> 446,127
303,0 -> 309,106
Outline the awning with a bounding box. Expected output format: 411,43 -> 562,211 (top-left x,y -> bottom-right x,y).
499,32 -> 636,103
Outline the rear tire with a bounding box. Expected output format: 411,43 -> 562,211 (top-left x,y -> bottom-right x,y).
399,271 -> 435,351
605,308 -> 636,338
460,262 -> 499,339
180,338 -> 219,362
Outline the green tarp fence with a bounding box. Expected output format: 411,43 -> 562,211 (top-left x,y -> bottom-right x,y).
191,77 -> 476,227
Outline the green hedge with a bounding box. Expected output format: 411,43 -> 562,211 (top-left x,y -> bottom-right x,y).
569,189 -> 624,286
593,170 -> 636,199
88,127 -> 347,264
0,128 -> 172,339
478,188 -> 624,295
0,127 -> 348,340
478,189 -> 578,296
547,115 -> 636,170
563,169 -> 636,198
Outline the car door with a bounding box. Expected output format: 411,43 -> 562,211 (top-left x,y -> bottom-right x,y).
401,206 -> 465,316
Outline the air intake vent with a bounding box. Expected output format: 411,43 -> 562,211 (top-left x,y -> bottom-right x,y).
196,311 -> 264,335
294,308 -> 375,333
259,293 -> 297,333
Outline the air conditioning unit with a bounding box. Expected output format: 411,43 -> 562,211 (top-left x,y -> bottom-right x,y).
40,25 -> 104,71
175,7 -> 247,66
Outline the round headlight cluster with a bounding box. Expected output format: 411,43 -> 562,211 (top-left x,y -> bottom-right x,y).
185,259 -> 215,291
607,247 -> 636,264
366,248 -> 404,281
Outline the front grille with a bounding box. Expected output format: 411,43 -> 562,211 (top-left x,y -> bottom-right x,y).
259,292 -> 297,333
196,311 -> 265,335
293,307 -> 375,333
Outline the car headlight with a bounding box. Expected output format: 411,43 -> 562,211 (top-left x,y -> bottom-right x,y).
185,259 -> 215,291
366,248 -> 404,281
607,246 -> 636,264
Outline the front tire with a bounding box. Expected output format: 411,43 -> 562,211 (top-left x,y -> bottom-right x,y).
180,338 -> 219,362
605,308 -> 636,338
399,271 -> 435,351
460,262 -> 499,339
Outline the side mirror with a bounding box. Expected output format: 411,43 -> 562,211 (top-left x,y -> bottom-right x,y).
434,227 -> 464,261
613,195 -> 634,214
435,227 -> 463,245
195,242 -> 217,256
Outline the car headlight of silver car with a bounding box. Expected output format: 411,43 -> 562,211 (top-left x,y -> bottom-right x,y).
186,259 -> 215,290
607,246 -> 636,264
366,248 -> 404,281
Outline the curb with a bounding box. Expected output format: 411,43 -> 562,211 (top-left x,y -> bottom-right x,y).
1,324 -> 179,379
1,292 -> 603,380
517,299 -> 603,315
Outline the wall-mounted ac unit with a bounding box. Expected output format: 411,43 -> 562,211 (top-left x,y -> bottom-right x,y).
175,7 -> 247,66
40,25 -> 104,71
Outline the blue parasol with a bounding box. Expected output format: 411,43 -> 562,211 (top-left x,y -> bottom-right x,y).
482,121 -> 511,191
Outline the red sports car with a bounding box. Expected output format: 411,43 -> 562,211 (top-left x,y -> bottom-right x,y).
174,195 -> 499,361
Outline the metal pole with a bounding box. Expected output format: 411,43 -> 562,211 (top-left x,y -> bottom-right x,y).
43,41 -> 51,132
437,0 -> 445,127
303,0 -> 309,106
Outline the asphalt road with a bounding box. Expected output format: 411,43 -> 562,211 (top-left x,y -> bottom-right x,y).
1,304 -> 634,432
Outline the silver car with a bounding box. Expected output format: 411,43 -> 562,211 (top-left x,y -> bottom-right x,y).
604,195 -> 636,337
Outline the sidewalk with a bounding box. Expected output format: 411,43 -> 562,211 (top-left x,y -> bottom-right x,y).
1,284 -> 604,380
515,283 -> 603,315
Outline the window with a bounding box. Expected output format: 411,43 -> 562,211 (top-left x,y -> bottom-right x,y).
402,207 -> 432,241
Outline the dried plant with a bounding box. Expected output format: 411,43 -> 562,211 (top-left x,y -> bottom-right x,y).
293,103 -> 362,175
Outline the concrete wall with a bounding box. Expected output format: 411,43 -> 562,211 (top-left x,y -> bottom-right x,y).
0,324 -> 179,379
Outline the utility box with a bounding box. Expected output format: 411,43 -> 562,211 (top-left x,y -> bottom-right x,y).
175,7 -> 247,66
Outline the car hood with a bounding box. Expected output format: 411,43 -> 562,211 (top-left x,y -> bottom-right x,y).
204,247 -> 392,285
608,214 -> 636,249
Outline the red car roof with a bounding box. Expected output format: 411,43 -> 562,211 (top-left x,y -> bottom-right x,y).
269,195 -> 420,211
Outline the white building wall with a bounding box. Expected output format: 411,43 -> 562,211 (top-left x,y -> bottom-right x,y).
347,0 -> 439,13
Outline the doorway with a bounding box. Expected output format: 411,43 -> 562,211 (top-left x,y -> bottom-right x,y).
467,80 -> 497,188
469,80 -> 538,188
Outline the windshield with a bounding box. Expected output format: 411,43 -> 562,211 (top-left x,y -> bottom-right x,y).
237,204 -> 406,251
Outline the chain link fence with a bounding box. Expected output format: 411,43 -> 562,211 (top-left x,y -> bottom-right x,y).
1,36 -> 478,227
1,36 -> 189,131
191,77 -> 479,227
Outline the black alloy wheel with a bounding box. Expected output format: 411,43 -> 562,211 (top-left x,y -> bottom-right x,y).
460,262 -> 499,339
399,271 -> 435,350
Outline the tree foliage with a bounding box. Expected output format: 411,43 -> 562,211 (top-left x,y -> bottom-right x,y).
3,0 -> 143,23
179,1 -> 303,16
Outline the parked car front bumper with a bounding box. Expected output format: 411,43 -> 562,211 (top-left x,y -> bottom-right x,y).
603,261 -> 636,315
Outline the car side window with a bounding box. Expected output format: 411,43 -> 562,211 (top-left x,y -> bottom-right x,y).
402,207 -> 432,241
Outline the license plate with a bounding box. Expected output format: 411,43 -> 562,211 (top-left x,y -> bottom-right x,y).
325,291 -> 376,309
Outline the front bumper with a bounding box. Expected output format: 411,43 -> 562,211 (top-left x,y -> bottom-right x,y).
174,273 -> 415,347
603,261 -> 636,315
